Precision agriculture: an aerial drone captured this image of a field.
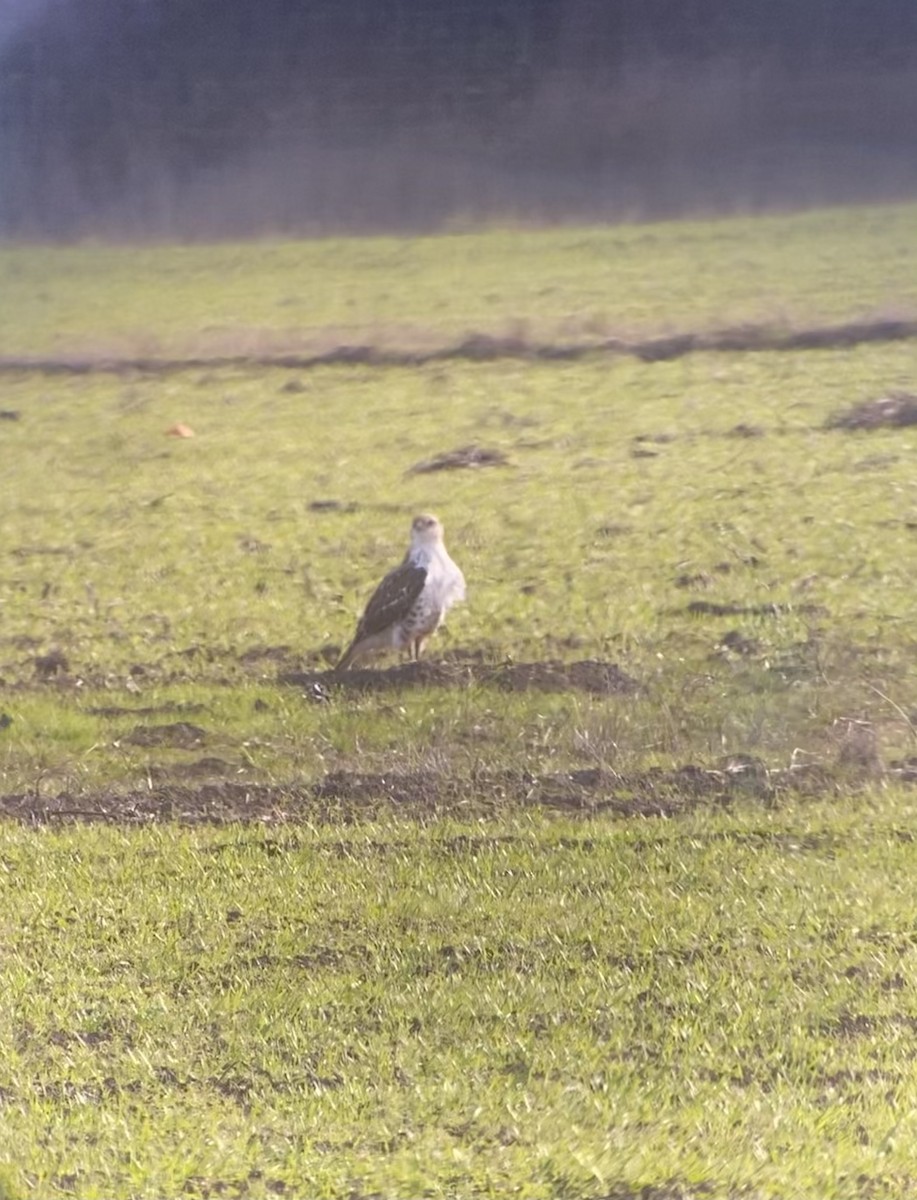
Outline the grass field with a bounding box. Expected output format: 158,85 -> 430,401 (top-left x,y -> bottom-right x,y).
3,795 -> 917,1199
3,204 -> 917,360
2,203 -> 917,1198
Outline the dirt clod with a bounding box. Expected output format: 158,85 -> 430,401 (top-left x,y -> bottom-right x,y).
826,391 -> 917,431
308,499 -> 359,513
407,444 -> 509,474
675,572 -> 712,590
633,432 -> 676,445
34,649 -> 69,677
718,630 -> 760,656
496,659 -> 638,696
123,722 -> 208,748
726,422 -> 765,438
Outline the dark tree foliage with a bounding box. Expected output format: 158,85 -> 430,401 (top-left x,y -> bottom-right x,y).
2,0 -> 917,237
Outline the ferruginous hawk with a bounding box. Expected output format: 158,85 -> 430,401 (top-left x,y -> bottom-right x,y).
336,513 -> 465,671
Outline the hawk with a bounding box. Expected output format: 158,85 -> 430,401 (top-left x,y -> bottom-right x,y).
336,513 -> 465,671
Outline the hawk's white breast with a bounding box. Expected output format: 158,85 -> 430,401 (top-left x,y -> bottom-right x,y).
410,542 -> 465,623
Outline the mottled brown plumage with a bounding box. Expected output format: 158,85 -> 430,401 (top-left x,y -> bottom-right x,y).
336,514 -> 465,671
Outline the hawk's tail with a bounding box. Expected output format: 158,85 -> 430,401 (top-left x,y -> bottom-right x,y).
335,641 -> 360,672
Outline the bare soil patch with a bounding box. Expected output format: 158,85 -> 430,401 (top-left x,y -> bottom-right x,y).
4,317 -> 916,377
826,391 -> 917,431
680,600 -> 826,618
407,444 -> 510,474
86,702 -> 208,718
0,757 -> 857,826
122,721 -> 208,749
725,422 -> 766,438
307,499 -> 359,513
889,756 -> 917,783
496,659 -> 637,695
279,658 -> 639,697
34,649 -> 69,678
155,756 -> 240,779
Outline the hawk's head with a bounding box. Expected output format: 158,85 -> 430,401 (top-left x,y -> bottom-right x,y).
410,513 -> 444,545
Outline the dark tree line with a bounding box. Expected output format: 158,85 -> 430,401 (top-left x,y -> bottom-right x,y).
3,0 -> 917,238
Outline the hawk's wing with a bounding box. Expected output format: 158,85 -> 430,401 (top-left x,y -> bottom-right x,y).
354,558 -> 428,641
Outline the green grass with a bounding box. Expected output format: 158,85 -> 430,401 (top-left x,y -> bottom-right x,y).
2,204 -> 917,359
3,792 -> 917,1199
2,204 -> 917,1196
1,341 -> 915,795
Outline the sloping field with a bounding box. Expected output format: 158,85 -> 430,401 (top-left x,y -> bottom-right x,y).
3,204 -> 917,361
